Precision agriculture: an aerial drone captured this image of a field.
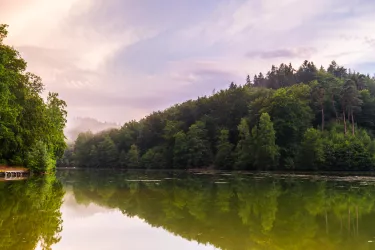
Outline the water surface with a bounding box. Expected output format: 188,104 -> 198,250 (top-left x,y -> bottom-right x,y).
2,170 -> 375,249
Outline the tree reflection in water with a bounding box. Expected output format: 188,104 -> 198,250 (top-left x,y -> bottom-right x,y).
58,170 -> 375,250
0,176 -> 64,250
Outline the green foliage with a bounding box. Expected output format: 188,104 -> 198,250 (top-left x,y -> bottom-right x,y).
127,144 -> 140,168
173,131 -> 188,169
264,84 -> 314,165
215,129 -> 234,169
73,131 -> 94,168
187,121 -> 212,168
141,146 -> 167,169
26,141 -> 56,173
323,129 -> 375,171
296,125 -> 375,171
56,144 -> 74,167
0,24 -> 67,171
252,113 -> 279,169
119,150 -> 127,168
97,136 -> 118,168
235,118 -> 253,169
297,128 -> 325,170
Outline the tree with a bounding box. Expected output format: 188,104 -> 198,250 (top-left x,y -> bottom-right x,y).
356,90 -> 375,131
127,144 -> 140,168
317,71 -> 341,122
73,131 -> 94,167
141,146 -> 167,169
0,24 -> 67,168
296,60 -> 318,83
328,60 -> 347,78
246,75 -> 252,86
119,150 -> 127,168
88,145 -> 99,168
44,92 -> 67,158
173,131 -> 188,169
0,24 -> 8,42
311,81 -> 327,131
264,85 -> 314,167
215,129 -> 234,169
340,80 -> 362,135
97,136 -> 118,168
26,141 -> 55,173
252,113 -> 279,169
297,128 -> 325,169
187,121 -> 212,168
235,118 -> 253,169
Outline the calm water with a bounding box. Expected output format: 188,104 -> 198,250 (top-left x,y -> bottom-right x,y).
2,171 -> 375,250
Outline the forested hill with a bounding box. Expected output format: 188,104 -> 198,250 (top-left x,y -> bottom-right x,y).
0,24 -> 67,172
61,60 -> 375,171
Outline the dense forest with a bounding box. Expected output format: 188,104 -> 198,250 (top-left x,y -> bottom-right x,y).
60,58 -> 375,171
0,24 -> 67,172
59,170 -> 375,250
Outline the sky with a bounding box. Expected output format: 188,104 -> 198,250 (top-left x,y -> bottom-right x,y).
1,0 -> 375,125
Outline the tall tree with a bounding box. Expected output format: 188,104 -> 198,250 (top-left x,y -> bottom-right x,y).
317,71 -> 341,122
311,81 -> 327,130
246,75 -> 252,86
264,85 -> 314,167
252,113 -> 279,169
215,129 -> 234,169
187,121 -> 212,168
235,118 -> 253,169
296,60 -> 318,83
0,24 -> 67,168
340,80 -> 362,135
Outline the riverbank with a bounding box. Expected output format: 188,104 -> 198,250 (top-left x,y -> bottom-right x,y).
0,166 -> 29,172
56,167 -> 375,178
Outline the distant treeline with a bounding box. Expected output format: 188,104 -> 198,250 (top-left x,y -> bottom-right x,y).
0,24 -> 67,173
59,60 -> 375,171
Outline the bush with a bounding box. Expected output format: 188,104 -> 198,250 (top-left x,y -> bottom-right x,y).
324,129 -> 375,171
26,141 -> 56,173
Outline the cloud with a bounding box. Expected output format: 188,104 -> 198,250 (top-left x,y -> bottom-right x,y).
2,0 -> 375,125
246,48 -> 317,59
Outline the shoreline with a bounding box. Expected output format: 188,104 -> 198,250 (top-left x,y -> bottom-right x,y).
55,167 -> 375,176
0,166 -> 29,173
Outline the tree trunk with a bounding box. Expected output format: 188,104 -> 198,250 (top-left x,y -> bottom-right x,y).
343,111 -> 347,135
332,95 -> 338,121
321,107 -> 325,131
351,110 -> 355,136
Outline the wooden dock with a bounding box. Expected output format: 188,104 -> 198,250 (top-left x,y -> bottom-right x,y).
0,166 -> 29,180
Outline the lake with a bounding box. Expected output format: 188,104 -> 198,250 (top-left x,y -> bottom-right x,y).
1,170 -> 375,250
